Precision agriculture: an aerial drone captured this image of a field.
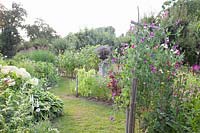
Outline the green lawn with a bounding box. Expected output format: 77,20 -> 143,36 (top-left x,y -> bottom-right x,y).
50,78 -> 126,133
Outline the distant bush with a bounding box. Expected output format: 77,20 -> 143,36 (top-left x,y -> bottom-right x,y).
15,50 -> 56,64
57,45 -> 100,77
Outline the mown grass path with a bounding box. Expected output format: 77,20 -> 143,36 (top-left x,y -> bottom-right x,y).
51,78 -> 125,133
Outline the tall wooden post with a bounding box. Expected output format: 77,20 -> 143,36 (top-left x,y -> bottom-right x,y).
126,107 -> 130,133
128,78 -> 137,133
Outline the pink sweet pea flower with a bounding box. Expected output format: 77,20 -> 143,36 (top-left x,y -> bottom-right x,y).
192,64 -> 200,71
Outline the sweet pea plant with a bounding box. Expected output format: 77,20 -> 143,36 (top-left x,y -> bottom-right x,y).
111,22 -> 184,132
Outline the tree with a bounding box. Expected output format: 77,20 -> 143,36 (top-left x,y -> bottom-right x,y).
0,2 -> 27,57
64,26 -> 116,50
26,18 -> 58,43
51,38 -> 69,54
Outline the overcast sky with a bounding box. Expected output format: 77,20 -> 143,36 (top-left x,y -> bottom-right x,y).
1,0 -> 165,37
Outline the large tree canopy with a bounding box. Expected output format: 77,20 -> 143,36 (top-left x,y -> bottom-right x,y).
26,18 -> 58,42
0,2 -> 27,57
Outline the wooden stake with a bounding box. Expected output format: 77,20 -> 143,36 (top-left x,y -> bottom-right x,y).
128,78 -> 137,133
126,107 -> 130,133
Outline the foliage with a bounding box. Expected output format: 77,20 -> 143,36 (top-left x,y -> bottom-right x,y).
57,50 -> 80,77
12,59 -> 59,88
160,0 -> 200,65
75,68 -> 110,99
17,38 -> 51,52
78,45 -> 100,70
15,50 -> 56,64
57,45 -> 100,77
64,26 -> 116,50
51,38 -> 69,54
111,19 -> 185,132
0,2 -> 27,57
0,65 -> 63,132
26,18 -> 58,43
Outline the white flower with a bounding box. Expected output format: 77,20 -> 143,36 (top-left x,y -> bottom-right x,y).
159,69 -> 164,74
30,95 -> 34,102
8,81 -> 15,86
160,44 -> 168,49
16,68 -> 31,79
28,78 -> 39,86
173,50 -> 179,55
1,66 -> 18,74
36,108 -> 40,112
36,99 -> 39,107
47,87 -> 51,90
1,66 -> 31,79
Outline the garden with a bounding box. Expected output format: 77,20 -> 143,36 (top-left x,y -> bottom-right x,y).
1,0 -> 200,132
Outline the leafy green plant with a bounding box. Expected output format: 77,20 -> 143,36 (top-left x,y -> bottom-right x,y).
111,19 -> 185,132
0,65 -> 63,132
14,50 -> 56,64
13,60 -> 59,88
57,45 -> 100,77
75,68 -> 110,99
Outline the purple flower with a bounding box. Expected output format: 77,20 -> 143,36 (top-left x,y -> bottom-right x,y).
144,59 -> 147,64
110,116 -> 115,121
150,32 -> 155,38
141,38 -> 145,43
150,64 -> 156,73
163,10 -> 169,18
111,58 -> 117,63
112,91 -> 116,97
173,45 -> 178,50
175,62 -> 180,69
192,64 -> 200,71
150,23 -> 155,28
131,44 -> 135,48
144,22 -> 147,29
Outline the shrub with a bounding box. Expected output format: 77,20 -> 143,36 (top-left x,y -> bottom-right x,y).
57,45 -> 100,77
13,60 -> 59,88
15,50 -> 56,64
75,68 -> 110,99
0,65 -> 63,132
